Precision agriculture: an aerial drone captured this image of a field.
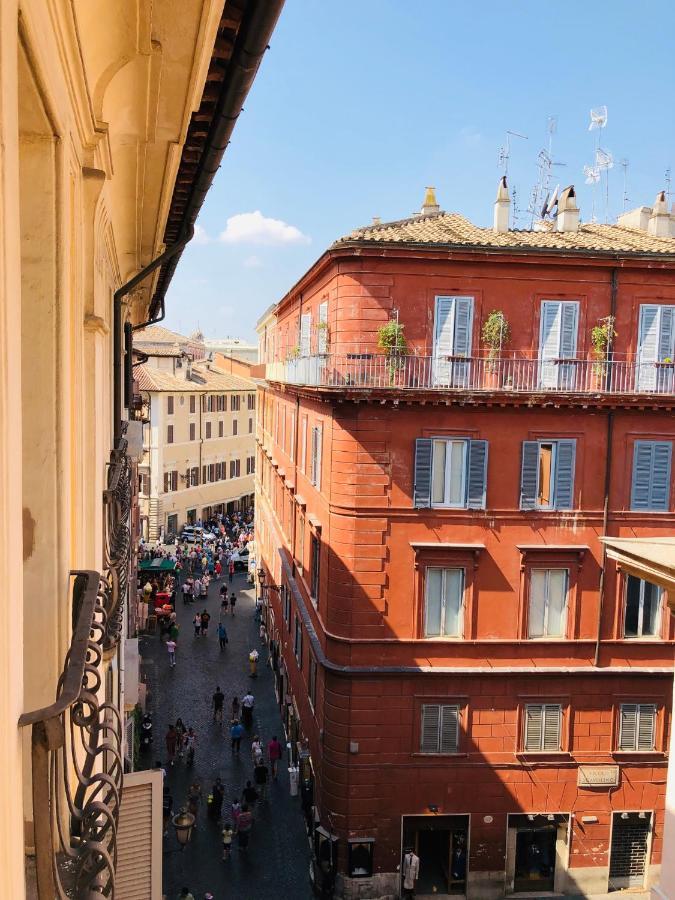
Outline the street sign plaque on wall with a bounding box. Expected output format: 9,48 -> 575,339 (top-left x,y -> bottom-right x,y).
577,765 -> 620,787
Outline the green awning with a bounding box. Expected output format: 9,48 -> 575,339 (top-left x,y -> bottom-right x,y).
139,558 -> 177,572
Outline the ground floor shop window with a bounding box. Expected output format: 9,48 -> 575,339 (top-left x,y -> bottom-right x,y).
348,839 -> 374,878
608,812 -> 652,891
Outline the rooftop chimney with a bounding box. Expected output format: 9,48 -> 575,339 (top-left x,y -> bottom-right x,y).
617,206 -> 652,231
493,176 -> 510,232
556,185 -> 580,233
372,216 -> 382,225
648,191 -> 670,236
420,186 -> 440,216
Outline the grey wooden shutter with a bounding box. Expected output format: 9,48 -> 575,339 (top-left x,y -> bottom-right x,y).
467,440 -> 488,509
620,704 -> 638,750
525,705 -> 543,750
520,441 -> 539,509
637,704 -> 656,750
554,439 -> 576,510
559,303 -> 579,358
650,442 -> 672,510
637,305 -> 659,390
453,298 -> 473,357
421,704 -> 440,753
433,297 -> 455,384
163,472 -> 169,493
315,425 -> 322,490
414,438 -> 433,508
658,306 -> 675,360
542,705 -> 562,750
440,705 -> 460,753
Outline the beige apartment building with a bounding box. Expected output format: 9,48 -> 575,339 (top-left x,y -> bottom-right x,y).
136,329 -> 256,538
0,1 -> 283,897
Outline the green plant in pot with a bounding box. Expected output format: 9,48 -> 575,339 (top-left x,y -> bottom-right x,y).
590,315 -> 616,378
481,310 -> 510,375
377,319 -> 408,383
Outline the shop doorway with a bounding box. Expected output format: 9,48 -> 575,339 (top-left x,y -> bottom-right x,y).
167,513 -> 178,535
402,814 -> 469,897
506,814 -> 569,895
608,812 -> 651,892
186,509 -> 196,525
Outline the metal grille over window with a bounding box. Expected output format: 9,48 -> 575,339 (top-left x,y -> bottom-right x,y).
609,813 -> 652,891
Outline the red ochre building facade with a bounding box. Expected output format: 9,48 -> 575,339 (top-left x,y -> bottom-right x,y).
254,190 -> 675,899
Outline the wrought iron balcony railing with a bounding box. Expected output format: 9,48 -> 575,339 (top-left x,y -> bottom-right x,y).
20,570 -> 123,899
102,435 -> 132,649
265,353 -> 675,397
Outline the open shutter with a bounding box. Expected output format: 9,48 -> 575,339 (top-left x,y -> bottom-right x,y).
440,705 -> 460,753
631,442 -> 655,510
559,303 -> 579,358
525,705 -> 543,750
300,313 -> 312,356
542,705 -> 562,750
650,441 -> 672,510
620,704 -> 638,750
466,440 -> 488,509
315,425 -> 322,490
414,438 -> 433,508
658,307 -> 675,359
420,704 -> 440,753
520,441 -> 539,509
637,305 -> 660,390
554,439 -> 576,510
452,297 -> 474,387
539,301 -> 561,387
318,301 -> 328,354
163,473 -> 169,493
637,704 -> 656,750
433,297 -> 455,385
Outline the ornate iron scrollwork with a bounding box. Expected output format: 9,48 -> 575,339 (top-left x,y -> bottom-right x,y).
102,430 -> 132,648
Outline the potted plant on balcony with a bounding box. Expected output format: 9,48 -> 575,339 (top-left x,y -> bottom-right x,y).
377,319 -> 408,385
481,310 -> 510,388
317,320 -> 330,355
590,315 -> 616,389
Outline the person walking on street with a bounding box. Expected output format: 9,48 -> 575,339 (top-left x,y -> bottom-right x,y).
175,718 -> 186,759
251,735 -> 263,765
241,692 -> 254,728
230,719 -> 243,753
169,620 -> 180,643
231,696 -> 241,721
193,576 -> 201,601
218,621 -> 229,650
267,735 -> 283,779
165,724 -> 178,766
254,758 -> 269,801
209,777 -> 224,820
228,559 -> 235,583
222,821 -> 234,859
249,648 -> 259,677
193,613 -> 201,637
200,609 -> 211,637
212,686 -> 225,724
187,781 -> 201,826
230,797 -> 241,833
184,727 -> 197,765
181,580 -> 191,605
242,780 -> 258,807
214,560 -> 222,580
166,638 -> 177,668
230,591 -> 237,615
237,803 -> 253,850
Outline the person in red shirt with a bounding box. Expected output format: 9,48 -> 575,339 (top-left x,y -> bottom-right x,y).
267,735 -> 283,779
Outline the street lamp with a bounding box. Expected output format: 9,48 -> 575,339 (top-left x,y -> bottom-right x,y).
171,808 -> 195,849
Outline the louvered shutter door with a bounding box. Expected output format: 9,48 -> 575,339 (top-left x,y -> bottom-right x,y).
163,473 -> 169,493
559,303 -> 579,357
539,302 -> 561,387
542,705 -> 562,750
637,305 -> 659,390
620,704 -> 638,750
554,439 -> 576,510
520,441 -> 539,509
315,425 -> 322,490
452,297 -> 474,387
440,705 -> 460,753
525,705 -> 543,750
466,440 -> 488,509
318,302 -> 328,354
658,307 -> 675,359
637,705 -> 656,750
414,438 -> 433,508
300,313 -> 311,356
433,297 -> 455,385
631,442 -> 655,510
649,442 -> 672,510
421,704 -> 440,753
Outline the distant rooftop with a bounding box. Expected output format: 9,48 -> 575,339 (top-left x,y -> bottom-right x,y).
135,358 -> 254,393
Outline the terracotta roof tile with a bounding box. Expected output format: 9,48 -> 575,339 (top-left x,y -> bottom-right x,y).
135,361 -> 255,393
335,212 -> 675,257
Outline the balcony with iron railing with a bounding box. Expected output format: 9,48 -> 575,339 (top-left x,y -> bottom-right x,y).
22,434 -> 131,898
263,350 -> 675,399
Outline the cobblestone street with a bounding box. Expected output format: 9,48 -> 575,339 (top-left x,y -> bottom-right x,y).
140,570 -> 312,899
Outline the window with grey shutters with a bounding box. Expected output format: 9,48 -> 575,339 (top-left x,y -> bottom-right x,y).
414,437 -> 488,509
619,704 -> 656,751
524,704 -> 562,751
637,304 -> 675,392
520,439 -> 576,510
420,704 -> 460,753
538,300 -> 579,389
432,296 -> 474,386
630,441 -> 672,511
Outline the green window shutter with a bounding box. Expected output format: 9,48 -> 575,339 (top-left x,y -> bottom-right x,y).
414,438 -> 433,508
554,439 -> 576,510
420,705 -> 440,753
466,440 -> 488,509
520,442 -> 539,509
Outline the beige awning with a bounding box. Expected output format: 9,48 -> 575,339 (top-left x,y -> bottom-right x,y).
601,536 -> 675,614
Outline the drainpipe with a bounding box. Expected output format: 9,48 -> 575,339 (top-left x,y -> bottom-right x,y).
594,268 -> 618,666
112,227 -> 194,446
291,393 -> 300,577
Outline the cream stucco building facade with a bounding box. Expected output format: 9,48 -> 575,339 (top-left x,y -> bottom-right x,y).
0,1 -> 283,896
135,326 -> 256,538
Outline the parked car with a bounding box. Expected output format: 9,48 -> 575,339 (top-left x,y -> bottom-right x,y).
181,526 -> 204,543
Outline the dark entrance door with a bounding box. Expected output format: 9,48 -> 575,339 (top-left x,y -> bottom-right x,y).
514,825 -> 556,892
402,815 -> 468,897
167,513 -> 178,534
609,813 -> 650,891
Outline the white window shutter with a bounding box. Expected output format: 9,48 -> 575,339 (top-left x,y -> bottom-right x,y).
421,705 -> 440,753
433,297 -> 455,384
637,305 -> 660,390
559,302 -> 579,358
318,302 -> 328,354
637,704 -> 656,750
525,705 -> 543,750
543,705 -> 562,750
539,301 -> 561,387
300,313 -> 312,356
620,704 -> 638,750
440,705 -> 460,753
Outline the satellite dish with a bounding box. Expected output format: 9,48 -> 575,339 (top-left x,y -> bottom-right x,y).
540,193 -> 550,219
546,185 -> 560,215
589,106 -> 608,131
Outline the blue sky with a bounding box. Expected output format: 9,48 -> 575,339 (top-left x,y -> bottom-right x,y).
164,0 -> 675,342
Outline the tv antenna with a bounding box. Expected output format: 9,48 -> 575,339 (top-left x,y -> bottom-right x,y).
666,167 -> 672,207
619,159 -> 630,212
528,116 -> 566,228
498,129 -> 528,178
585,105 -> 612,222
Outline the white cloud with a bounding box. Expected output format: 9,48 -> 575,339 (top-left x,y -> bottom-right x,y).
193,223 -> 211,244
243,254 -> 264,269
218,210 -> 310,246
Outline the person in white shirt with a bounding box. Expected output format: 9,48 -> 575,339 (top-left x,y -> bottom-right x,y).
402,848 -> 419,898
